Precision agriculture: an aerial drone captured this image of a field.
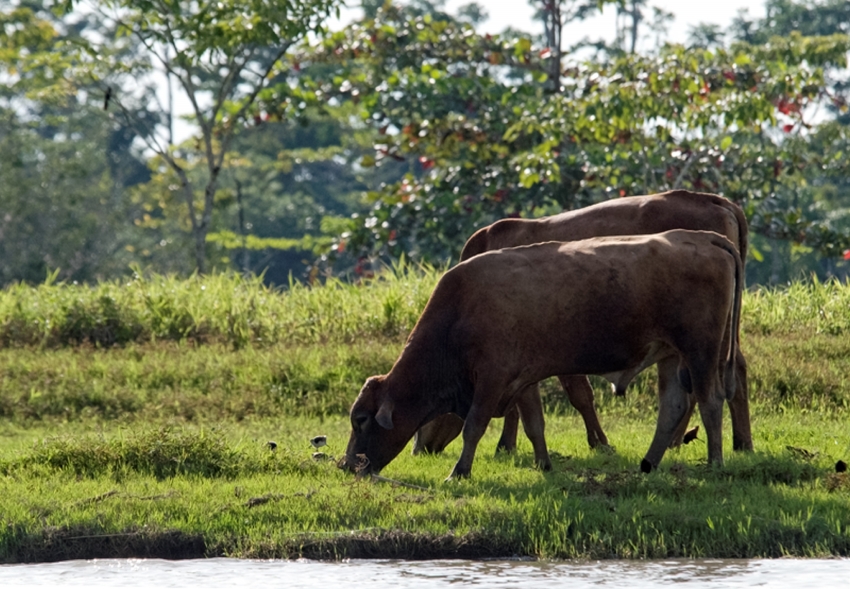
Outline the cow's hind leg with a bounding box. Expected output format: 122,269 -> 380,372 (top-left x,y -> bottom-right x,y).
515,385 -> 552,471
496,407 -> 520,454
697,381 -> 725,467
668,350 -> 751,452
559,374 -> 608,448
641,356 -> 691,472
729,350 -> 753,452
678,354 -> 725,468
668,395 -> 698,448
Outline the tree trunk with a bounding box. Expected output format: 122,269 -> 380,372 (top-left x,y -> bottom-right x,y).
629,0 -> 641,54
236,179 -> 249,273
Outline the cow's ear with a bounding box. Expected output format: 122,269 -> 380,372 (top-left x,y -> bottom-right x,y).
375,399 -> 394,430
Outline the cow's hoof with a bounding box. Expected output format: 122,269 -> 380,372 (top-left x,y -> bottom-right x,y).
640,459 -> 654,474
732,437 -> 754,452
445,467 -> 471,481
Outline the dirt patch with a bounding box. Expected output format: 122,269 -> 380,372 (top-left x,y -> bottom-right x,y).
243,530 -> 524,561
3,527 -> 523,563
5,526 -> 206,564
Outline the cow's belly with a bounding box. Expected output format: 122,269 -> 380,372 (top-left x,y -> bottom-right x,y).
598,341 -> 674,394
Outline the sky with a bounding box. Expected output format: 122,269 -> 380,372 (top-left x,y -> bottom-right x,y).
336,1 -> 769,46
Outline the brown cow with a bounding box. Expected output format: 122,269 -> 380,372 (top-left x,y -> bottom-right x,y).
413,190 -> 752,457
341,229 -> 743,479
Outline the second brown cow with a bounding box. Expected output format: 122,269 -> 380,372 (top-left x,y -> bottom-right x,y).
412,190 -> 752,457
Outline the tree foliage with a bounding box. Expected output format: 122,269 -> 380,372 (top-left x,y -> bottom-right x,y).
299,2 -> 850,283
4,0 -> 850,285
60,0 -> 341,273
0,1 -> 151,283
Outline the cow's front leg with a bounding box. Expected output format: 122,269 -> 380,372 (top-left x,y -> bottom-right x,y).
447,405 -> 491,480
559,374 -> 608,448
515,384 -> 552,471
641,356 -> 690,472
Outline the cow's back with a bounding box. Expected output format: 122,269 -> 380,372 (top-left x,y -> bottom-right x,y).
460,190 -> 747,261
450,229 -> 740,382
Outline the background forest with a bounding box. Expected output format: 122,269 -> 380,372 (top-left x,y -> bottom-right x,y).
2,0 -> 850,287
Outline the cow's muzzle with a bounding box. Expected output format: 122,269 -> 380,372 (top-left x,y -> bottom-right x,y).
338,453 -> 374,476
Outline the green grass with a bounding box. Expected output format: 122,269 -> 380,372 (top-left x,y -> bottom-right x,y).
0,270 -> 849,562
1,415 -> 848,562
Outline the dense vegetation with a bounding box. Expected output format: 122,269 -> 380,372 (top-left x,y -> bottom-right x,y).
0,271 -> 848,562
3,0 -> 850,285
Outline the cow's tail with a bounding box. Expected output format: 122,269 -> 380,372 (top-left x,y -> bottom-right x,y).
712,234 -> 743,401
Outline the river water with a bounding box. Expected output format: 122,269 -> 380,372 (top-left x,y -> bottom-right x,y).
1,557 -> 849,588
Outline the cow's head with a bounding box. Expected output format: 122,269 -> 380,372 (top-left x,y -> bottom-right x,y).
340,375 -> 421,476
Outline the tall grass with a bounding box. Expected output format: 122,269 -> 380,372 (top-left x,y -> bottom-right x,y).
0,261 -> 441,348
4,266 -> 850,348
1,272 -> 850,425
742,277 -> 850,336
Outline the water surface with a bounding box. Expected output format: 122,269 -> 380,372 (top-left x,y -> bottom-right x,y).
2,557 -> 849,588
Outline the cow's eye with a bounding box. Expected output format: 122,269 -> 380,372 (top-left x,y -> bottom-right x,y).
352,413 -> 370,432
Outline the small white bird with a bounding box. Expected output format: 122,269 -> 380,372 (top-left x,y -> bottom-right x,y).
310,435 -> 327,449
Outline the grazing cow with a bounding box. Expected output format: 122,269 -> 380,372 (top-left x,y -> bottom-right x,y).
341,229 -> 743,479
413,190 -> 752,457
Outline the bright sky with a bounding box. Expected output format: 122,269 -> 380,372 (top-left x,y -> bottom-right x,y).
338,1 -> 768,46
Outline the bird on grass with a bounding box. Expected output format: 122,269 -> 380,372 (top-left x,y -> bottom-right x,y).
266,441 -> 277,451
310,435 -> 327,449
682,426 -> 700,445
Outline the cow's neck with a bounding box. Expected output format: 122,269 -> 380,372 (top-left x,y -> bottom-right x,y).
389,311 -> 467,422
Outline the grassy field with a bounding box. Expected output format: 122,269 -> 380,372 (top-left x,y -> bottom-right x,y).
0,269 -> 849,562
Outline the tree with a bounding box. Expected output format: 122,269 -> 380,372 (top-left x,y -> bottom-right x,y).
0,1 -> 150,284
62,0 -> 341,273
300,4 -> 850,283
731,0 -> 850,44
687,23 -> 725,49
528,1 -> 608,89
724,0 -> 850,282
